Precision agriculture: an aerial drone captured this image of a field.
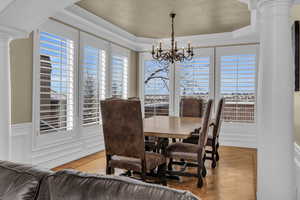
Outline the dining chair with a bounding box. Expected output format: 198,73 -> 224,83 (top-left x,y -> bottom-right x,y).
180,97 -> 203,118
204,98 -> 225,168
128,97 -> 158,152
165,99 -> 213,188
100,98 -> 167,185
178,97 -> 204,143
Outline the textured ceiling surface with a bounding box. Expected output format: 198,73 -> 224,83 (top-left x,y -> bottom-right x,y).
76,0 -> 250,38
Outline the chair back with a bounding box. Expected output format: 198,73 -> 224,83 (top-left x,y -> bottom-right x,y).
180,97 -> 203,117
213,98 -> 225,140
100,98 -> 145,159
198,99 -> 213,148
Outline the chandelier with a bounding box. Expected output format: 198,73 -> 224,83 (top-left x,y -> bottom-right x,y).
151,13 -> 194,64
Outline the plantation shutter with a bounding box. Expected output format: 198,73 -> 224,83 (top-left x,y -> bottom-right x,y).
80,33 -> 108,126
178,56 -> 210,99
81,46 -> 106,125
110,45 -> 129,99
219,52 -> 256,123
39,31 -> 75,134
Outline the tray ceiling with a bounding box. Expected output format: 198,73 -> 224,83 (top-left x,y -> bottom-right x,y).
76,0 -> 250,38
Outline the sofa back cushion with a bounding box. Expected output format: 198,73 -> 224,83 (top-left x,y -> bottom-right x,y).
0,161 -> 51,200
37,170 -> 199,200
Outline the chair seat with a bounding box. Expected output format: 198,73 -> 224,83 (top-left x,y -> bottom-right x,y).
166,142 -> 200,161
110,152 -> 165,172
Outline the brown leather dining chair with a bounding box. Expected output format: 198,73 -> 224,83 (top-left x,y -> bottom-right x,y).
180,97 -> 203,118
179,97 -> 203,143
166,99 -> 213,188
100,98 -> 167,185
128,97 -> 158,152
205,98 -> 225,168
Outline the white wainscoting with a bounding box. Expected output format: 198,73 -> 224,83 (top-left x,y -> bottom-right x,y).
11,123 -> 32,164
11,123 -> 105,169
295,142 -> 300,200
219,123 -> 257,148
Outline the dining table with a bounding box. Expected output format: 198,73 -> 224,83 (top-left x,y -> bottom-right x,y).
143,115 -> 203,139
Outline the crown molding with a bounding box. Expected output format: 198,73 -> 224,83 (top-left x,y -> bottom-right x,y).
0,0 -> 81,35
257,0 -> 294,9
0,25 -> 28,40
0,0 -> 15,14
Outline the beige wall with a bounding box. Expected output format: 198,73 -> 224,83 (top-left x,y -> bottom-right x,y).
10,35 -> 33,124
10,33 -> 139,124
293,5 -> 300,145
128,50 -> 138,97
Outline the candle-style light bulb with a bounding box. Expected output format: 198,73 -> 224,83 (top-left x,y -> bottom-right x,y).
152,45 -> 155,54
175,41 -> 178,51
159,42 -> 162,50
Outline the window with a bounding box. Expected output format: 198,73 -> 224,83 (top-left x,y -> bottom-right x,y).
80,33 -> 107,126
110,45 -> 129,99
178,56 -> 210,99
144,60 -> 170,118
217,46 -> 257,123
38,31 -> 75,134
140,46 -> 257,123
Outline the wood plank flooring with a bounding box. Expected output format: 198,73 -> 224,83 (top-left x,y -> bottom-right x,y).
53,146 -> 257,200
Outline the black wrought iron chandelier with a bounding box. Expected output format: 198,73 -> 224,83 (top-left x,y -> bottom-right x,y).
151,13 -> 194,64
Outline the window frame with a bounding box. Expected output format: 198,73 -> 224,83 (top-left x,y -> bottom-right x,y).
32,20 -> 79,149
139,52 -> 173,117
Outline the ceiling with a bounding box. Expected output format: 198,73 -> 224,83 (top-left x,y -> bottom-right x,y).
76,0 -> 250,39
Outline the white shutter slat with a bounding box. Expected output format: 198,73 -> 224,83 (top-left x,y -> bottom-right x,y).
81,45 -> 106,126
111,54 -> 128,99
220,54 -> 256,123
179,57 -> 210,101
39,31 -> 74,134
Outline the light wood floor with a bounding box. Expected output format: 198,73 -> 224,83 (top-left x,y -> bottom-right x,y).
53,146 -> 257,200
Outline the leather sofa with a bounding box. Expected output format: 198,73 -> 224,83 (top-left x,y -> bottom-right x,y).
0,160 -> 199,200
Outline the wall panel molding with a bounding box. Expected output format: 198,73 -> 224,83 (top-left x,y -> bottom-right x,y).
295,142 -> 300,200
11,122 -> 105,169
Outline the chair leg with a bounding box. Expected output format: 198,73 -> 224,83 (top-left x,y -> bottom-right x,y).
216,142 -> 220,161
211,146 -> 217,169
201,165 -> 207,177
197,162 -> 203,188
168,158 -> 173,171
141,172 -> 147,182
158,163 -> 167,186
202,155 -> 207,177
106,155 -> 114,175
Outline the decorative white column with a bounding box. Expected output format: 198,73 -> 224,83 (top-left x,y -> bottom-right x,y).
0,32 -> 12,161
257,0 -> 296,199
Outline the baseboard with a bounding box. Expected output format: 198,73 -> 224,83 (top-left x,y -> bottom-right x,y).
295,142 -> 300,200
